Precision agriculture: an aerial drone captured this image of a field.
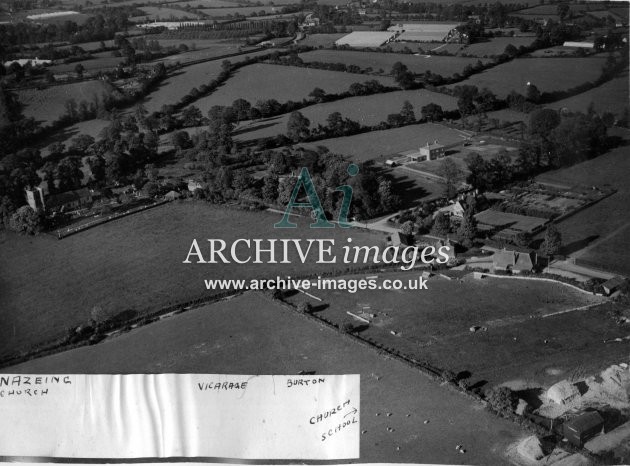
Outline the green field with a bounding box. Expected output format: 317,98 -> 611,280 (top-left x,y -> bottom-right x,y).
6,292 -> 526,465
134,6 -> 202,20
298,33 -> 347,48
231,89 -> 458,141
17,80 -> 118,125
549,67 -> 629,118
0,202 -> 385,359
284,270 -> 621,388
454,36 -> 536,57
299,123 -> 468,162
537,138 -> 630,276
299,49 -> 492,76
190,63 -> 396,110
447,56 -> 607,98
48,52 -> 125,73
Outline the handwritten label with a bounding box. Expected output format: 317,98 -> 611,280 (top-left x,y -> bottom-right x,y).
0,374 -> 359,459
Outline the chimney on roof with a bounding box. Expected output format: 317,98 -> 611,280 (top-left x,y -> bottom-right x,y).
434,139 -> 438,144
426,141 -> 429,147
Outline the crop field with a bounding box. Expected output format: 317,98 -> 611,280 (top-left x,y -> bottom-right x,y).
548,68 -> 629,118
447,56 -> 606,98
0,202 -> 384,359
335,31 -> 397,48
284,271 -> 620,388
134,7 -> 202,20
154,43 -> 266,66
6,292 -> 525,465
299,49 -> 491,76
537,142 -> 630,276
298,33 -> 347,48
231,89 -> 458,141
17,80 -> 117,125
190,63 -> 396,110
299,123 -> 468,162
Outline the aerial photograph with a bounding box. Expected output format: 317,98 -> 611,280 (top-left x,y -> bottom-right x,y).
0,0 -> 628,462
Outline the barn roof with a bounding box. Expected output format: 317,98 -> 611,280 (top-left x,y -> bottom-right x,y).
564,411 -> 604,434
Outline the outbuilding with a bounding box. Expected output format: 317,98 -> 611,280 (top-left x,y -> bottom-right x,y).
563,412 -> 604,447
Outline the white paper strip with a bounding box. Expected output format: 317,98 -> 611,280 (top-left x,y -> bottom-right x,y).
0,374 -> 359,459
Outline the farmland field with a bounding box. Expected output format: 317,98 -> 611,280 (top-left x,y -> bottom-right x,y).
142,49 -> 272,112
171,0 -> 243,7
152,43 -> 265,66
446,56 -> 606,98
454,36 -> 536,57
134,6 -> 202,20
548,67 -> 629,118
299,123 -> 468,162
5,292 -> 525,465
190,63 -> 396,110
48,52 -> 125,73
298,33 -> 347,48
17,80 -> 118,125
284,270 -> 620,388
299,49 -> 491,76
200,6 -> 280,16
536,138 -> 630,276
231,89 -> 458,141
334,31 -> 396,48
0,202 -> 384,359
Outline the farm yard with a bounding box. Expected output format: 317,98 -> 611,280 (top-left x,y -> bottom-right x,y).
16,80 -> 120,125
548,67 -> 629,118
283,270 -> 621,388
190,63 -> 396,110
299,49 -> 492,76
5,292 -> 525,466
0,202 -> 384,359
447,56 -> 608,98
230,90 -> 458,141
299,123 -> 469,162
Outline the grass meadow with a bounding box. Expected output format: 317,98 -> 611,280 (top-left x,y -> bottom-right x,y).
0,202 -> 384,359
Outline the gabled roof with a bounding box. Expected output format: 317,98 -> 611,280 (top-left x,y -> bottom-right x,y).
493,250 -> 515,269
514,251 -> 535,271
602,276 -> 626,290
564,411 -> 604,433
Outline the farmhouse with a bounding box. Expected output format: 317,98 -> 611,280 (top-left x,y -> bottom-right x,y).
407,140 -> 445,162
492,248 -> 537,274
4,57 -> 51,68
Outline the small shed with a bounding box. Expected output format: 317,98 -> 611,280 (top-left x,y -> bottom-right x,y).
602,276 -> 626,295
547,380 -> 580,405
563,412 -> 604,447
